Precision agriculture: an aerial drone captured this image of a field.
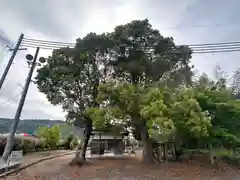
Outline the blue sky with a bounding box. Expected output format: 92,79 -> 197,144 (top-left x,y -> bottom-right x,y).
0,0 -> 239,119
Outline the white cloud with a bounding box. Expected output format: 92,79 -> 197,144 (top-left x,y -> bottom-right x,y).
0,0 -> 240,119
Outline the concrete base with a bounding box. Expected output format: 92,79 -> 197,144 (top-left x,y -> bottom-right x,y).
0,161 -> 21,174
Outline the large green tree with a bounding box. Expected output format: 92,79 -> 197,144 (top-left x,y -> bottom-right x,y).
194,73 -> 240,162
88,82 -> 211,162
110,19 -> 193,86
108,19 -> 194,145
36,33 -> 114,164
36,19 -> 194,164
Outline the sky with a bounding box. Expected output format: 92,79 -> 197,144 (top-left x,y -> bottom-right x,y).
0,0 -> 240,120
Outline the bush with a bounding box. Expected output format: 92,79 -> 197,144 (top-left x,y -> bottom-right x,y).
0,136 -> 64,157
36,125 -> 60,150
61,135 -> 74,149
35,141 -> 45,152
19,139 -> 35,155
220,155 -> 240,166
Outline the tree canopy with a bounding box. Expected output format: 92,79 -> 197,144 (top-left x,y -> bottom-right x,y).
35,19 -> 240,163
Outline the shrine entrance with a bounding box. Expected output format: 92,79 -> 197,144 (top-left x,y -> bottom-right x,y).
90,130 -> 128,158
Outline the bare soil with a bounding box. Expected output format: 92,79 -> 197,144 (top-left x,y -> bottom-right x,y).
3,154 -> 240,180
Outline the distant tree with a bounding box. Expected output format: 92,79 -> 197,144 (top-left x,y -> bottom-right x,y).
196,73 -> 214,88
232,68 -> 240,95
213,64 -> 228,89
36,125 -> 60,150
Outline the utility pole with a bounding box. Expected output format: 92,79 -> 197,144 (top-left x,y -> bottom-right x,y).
0,33 -> 24,91
1,47 -> 43,162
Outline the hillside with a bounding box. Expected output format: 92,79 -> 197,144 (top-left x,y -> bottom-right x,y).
0,118 -> 65,134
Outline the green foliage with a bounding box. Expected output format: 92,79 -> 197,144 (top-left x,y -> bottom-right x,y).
192,73 -> 240,150
34,19 -> 240,163
171,90 -> 211,138
36,125 -> 60,150
61,135 -> 77,149
111,19 -> 193,87
140,87 -> 175,139
58,124 -> 74,139
35,141 -> 46,152
20,139 -> 34,155
90,81 -> 212,145
35,19 -> 193,126
70,138 -> 78,150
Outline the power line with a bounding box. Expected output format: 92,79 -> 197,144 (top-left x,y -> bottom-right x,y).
22,41 -> 240,49
161,22 -> 240,30
22,43 -> 74,49
193,46 -> 240,51
22,37 -> 240,48
23,38 -> 75,46
21,44 -> 240,54
21,37 -> 240,54
22,41 -> 240,50
192,49 -> 240,54
187,41 -> 240,47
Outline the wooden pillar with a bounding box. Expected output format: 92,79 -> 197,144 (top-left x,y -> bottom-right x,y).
98,133 -> 102,159
172,143 -> 176,160
164,143 -> 168,161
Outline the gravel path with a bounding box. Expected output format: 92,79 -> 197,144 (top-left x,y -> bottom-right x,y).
4,154 -> 240,180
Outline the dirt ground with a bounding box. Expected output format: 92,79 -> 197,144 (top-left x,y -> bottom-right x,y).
3,154 -> 240,180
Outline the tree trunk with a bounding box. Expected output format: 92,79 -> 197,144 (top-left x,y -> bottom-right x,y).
75,140 -> 81,158
164,143 -> 168,161
158,144 -> 163,162
233,147 -> 236,158
80,132 -> 91,160
208,143 -> 214,164
140,124 -> 154,163
69,134 -> 90,166
69,119 -> 92,166
197,140 -> 201,152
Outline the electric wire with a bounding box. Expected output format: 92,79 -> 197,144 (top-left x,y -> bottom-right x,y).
21,44 -> 240,54
23,37 -> 240,48
22,42 -> 240,50
23,38 -> 75,46
160,22 -> 240,30
20,37 -> 240,54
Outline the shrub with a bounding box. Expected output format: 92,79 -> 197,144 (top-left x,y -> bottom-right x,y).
36,125 -> 60,150
35,141 -> 45,152
61,135 -> 74,149
20,139 -> 34,155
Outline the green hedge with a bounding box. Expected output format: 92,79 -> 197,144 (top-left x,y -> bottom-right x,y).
0,135 -> 76,156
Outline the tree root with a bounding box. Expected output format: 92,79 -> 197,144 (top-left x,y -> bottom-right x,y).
140,153 -> 156,164
69,157 -> 89,167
